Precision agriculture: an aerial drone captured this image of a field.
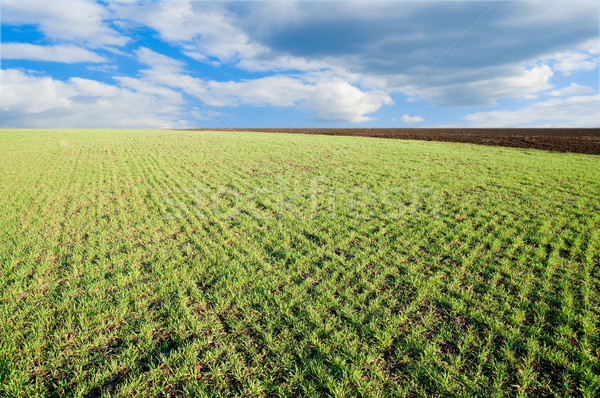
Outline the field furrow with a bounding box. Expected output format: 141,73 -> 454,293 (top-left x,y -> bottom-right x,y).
1,129 -> 599,397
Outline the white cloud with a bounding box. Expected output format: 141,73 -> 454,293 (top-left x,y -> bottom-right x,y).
491,2 -> 599,28
548,83 -> 596,97
229,1 -> 597,108
2,1 -> 128,48
2,1 -> 597,127
109,1 -> 598,112
544,39 -> 599,75
302,81 -> 392,123
2,43 -> 106,63
205,76 -> 391,123
552,52 -> 598,75
111,1 -> 258,63
0,69 -> 189,128
112,76 -> 184,103
130,47 -> 392,123
464,95 -> 600,127
414,64 -> 554,106
204,76 -> 313,108
135,47 -> 185,73
110,0 -> 329,72
180,73 -> 391,123
0,45 -> 391,126
86,64 -> 120,74
401,114 -> 424,123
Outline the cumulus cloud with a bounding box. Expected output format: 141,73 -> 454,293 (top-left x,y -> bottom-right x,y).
135,47 -> 186,73
2,1 -> 128,48
414,64 -> 554,106
525,38 -> 600,78
0,69 -> 189,128
464,95 -> 600,127
204,76 -> 313,108
122,47 -> 390,122
116,1 -> 257,63
208,77 -> 390,123
548,83 -> 596,97
401,114 -> 424,123
302,81 -> 392,123
0,46 -> 393,126
109,0 -> 328,72
2,43 -> 106,63
2,1 -> 598,127
548,44 -> 599,75
554,53 -> 598,75
109,1 -> 255,63
111,1 -> 598,109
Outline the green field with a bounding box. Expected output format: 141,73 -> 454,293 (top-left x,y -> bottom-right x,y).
1,129 -> 599,397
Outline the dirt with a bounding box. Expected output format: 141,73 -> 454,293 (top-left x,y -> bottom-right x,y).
177,128 -> 600,154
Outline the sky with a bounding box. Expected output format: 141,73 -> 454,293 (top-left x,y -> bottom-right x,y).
1,0 -> 599,128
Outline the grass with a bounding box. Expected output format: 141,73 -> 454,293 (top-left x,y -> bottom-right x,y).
0,129 -> 599,397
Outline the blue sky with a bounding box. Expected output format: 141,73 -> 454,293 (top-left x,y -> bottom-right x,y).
1,0 -> 599,128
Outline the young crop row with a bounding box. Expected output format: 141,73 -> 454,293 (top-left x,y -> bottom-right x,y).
0,129 -> 598,397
